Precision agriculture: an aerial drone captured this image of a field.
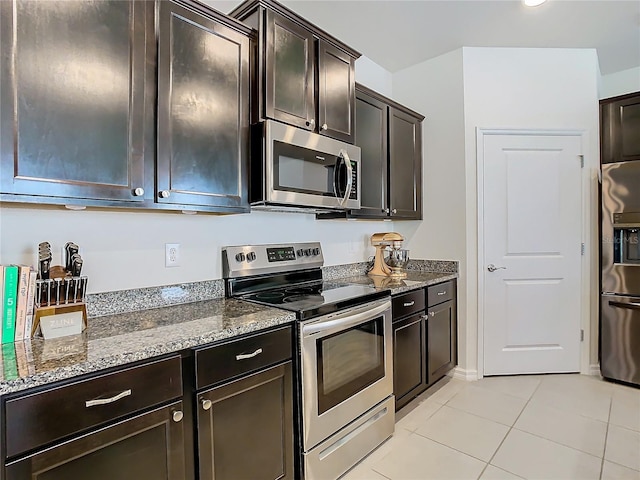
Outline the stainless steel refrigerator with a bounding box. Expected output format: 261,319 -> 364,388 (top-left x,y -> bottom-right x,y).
601,160 -> 640,386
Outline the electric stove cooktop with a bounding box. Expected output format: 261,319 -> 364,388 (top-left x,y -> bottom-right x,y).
240,281 -> 389,321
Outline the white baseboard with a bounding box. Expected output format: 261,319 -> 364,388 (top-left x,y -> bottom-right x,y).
447,367 -> 478,381
588,364 -> 601,377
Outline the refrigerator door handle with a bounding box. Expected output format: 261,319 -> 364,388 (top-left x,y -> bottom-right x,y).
609,300 -> 640,310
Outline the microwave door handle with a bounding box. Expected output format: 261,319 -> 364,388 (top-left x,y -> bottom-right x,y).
609,300 -> 640,310
341,151 -> 353,206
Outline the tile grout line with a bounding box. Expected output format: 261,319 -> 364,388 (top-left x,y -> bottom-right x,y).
599,397 -> 613,480
481,378 -> 545,478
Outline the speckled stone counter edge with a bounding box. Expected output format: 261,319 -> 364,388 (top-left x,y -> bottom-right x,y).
88,259 -> 458,317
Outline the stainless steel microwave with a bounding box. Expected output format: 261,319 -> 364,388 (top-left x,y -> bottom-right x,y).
250,120 -> 361,211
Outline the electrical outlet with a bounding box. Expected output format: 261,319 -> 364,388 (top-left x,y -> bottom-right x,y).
165,243 -> 180,267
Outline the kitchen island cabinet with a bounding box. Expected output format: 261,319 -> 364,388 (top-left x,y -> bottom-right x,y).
601,91 -> 640,164
230,0 -> 359,143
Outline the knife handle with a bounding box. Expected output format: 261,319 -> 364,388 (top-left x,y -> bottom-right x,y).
71,257 -> 83,277
66,243 -> 79,272
40,257 -> 51,280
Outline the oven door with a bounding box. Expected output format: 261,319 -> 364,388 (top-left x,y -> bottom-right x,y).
265,120 -> 360,210
300,298 -> 392,450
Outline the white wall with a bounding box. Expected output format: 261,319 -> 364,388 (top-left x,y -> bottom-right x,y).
0,205 -> 388,293
462,47 -> 600,374
355,56 -> 393,97
0,58 -> 395,294
391,49 -> 468,370
600,66 -> 640,99
390,47 -> 601,375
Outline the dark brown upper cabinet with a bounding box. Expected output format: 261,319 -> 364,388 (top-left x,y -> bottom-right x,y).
320,83 -> 423,220
264,10 -> 315,130
0,0 -> 151,204
389,106 -> 423,219
156,0 -> 250,210
1,0 -> 252,214
230,0 -> 359,143
601,92 -> 640,164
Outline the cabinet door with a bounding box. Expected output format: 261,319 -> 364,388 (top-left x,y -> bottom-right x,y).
264,10 -> 315,130
317,40 -> 355,143
389,107 -> 422,219
601,93 -> 640,164
6,401 -> 186,480
350,88 -> 389,218
393,314 -> 426,410
197,362 -> 294,480
427,300 -> 457,385
0,0 -> 149,202
156,1 -> 249,210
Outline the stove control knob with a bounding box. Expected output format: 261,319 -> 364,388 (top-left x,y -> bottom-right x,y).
312,248 -> 320,256
305,248 -> 313,256
235,252 -> 246,262
297,249 -> 304,257
247,252 -> 257,262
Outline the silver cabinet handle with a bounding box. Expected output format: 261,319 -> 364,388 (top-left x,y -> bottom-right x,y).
429,311 -> 435,317
321,123 -> 328,131
133,187 -> 144,196
403,301 -> 415,307
306,119 -> 316,128
159,190 -> 170,198
201,399 -> 212,411
172,411 -> 184,422
487,264 -> 507,272
85,389 -> 132,407
392,208 -> 397,214
236,348 -> 263,360
437,291 -> 446,296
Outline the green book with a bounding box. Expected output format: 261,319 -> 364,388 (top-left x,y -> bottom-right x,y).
1,343 -> 18,380
2,266 -> 19,344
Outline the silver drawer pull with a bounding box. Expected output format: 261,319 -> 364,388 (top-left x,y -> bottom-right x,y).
403,301 -> 415,307
85,389 -> 132,408
437,291 -> 446,296
236,348 -> 263,360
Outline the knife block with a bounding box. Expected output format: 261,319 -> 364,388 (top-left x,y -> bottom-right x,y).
32,303 -> 87,340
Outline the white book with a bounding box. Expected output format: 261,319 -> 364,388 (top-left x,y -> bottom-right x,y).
23,271 -> 37,340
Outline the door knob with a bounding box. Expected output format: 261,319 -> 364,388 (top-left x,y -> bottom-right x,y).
487,264 -> 507,272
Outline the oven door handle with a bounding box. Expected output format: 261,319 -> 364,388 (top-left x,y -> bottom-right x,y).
302,300 -> 391,337
609,300 -> 640,310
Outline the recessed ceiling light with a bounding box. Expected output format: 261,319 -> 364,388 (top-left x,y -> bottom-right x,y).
523,0 -> 547,6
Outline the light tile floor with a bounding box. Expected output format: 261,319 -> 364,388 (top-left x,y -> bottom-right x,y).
342,374 -> 640,480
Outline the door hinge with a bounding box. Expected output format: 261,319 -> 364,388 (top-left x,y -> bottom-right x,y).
581,243 -> 585,255
580,329 -> 584,342
578,155 -> 584,168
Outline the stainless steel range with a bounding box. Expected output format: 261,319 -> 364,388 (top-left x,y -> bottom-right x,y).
223,242 -> 395,479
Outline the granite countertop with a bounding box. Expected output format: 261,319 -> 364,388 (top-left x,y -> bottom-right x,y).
336,271 -> 458,295
0,262 -> 457,396
0,298 -> 295,395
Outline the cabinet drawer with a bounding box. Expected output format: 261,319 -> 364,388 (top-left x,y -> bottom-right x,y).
392,289 -> 425,319
427,281 -> 455,307
4,355 -> 182,459
195,326 -> 292,390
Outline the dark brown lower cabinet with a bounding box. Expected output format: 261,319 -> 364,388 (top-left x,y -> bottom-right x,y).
426,281 -> 458,386
196,362 -> 294,480
393,313 -> 425,410
6,401 -> 186,480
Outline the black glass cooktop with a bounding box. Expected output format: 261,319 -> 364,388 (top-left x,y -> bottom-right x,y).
240,281 -> 390,320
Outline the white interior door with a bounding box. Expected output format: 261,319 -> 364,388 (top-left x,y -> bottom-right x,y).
482,132 -> 583,375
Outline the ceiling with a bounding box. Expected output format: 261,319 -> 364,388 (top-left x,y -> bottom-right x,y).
205,0 -> 640,76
